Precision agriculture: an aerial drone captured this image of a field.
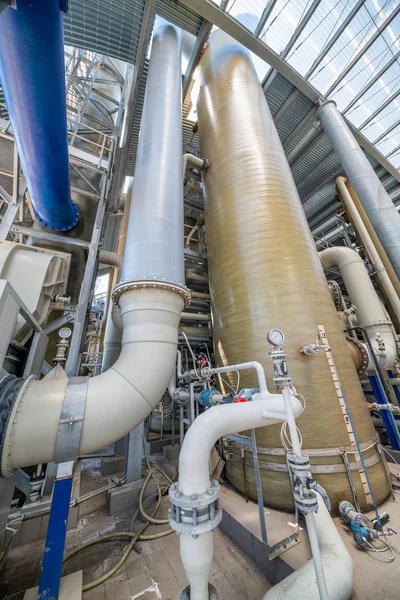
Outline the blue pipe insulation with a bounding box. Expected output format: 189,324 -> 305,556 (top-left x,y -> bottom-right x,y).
0,0 -> 78,231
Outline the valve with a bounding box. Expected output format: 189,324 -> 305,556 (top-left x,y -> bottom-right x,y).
300,338 -> 330,356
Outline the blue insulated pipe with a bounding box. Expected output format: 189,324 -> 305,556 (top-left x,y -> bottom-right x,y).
0,0 -> 78,231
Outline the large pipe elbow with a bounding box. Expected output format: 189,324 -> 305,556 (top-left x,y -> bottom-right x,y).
1,288 -> 184,474
320,246 -> 396,369
263,493 -> 353,600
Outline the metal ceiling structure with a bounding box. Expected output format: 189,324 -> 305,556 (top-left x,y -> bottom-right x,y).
0,0 -> 399,240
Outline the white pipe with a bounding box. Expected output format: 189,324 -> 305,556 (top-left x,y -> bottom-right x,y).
2,288 -> 184,471
263,493 -> 353,600
206,361 -> 268,394
320,246 -> 397,370
181,311 -> 210,322
1,24 -> 187,474
99,250 -> 122,268
183,153 -> 208,178
190,290 -> 210,300
337,176 -> 400,324
178,392 -> 303,600
281,385 -> 329,600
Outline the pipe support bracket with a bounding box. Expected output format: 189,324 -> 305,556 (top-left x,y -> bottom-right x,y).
55,376 -> 88,463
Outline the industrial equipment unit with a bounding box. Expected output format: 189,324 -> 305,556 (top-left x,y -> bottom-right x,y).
0,2 -> 400,600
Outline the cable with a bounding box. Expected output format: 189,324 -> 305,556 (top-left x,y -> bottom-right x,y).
180,330 -> 201,379
64,442 -> 176,590
363,536 -> 395,562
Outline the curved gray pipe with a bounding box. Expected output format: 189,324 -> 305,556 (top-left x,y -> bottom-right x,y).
318,100 -> 400,279
121,24 -> 185,286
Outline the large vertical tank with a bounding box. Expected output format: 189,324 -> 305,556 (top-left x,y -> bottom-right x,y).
196,31 -> 389,511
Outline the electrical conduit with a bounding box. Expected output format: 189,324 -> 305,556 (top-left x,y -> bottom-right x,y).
0,0 -> 78,231
0,23 -> 188,475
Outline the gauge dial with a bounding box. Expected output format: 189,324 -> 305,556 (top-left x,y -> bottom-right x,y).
267,329 -> 285,346
59,327 -> 72,340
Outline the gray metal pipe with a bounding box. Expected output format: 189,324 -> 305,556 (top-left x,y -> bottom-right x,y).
318,100 -> 400,279
121,24 -> 185,286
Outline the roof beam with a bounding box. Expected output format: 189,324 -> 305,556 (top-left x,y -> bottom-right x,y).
273,90 -> 300,126
263,0 -> 322,92
178,0 -> 400,185
183,18 -> 212,101
289,132 -> 326,171
325,4 -> 400,97
386,141 -> 400,159
358,87 -> 400,130
286,120 -> 320,163
282,108 -> 318,149
343,49 -> 400,114
373,116 -> 400,145
305,0 -> 366,80
254,0 -> 278,38
112,0 -> 156,211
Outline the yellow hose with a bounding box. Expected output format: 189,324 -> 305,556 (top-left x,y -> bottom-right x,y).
63,465 -> 175,590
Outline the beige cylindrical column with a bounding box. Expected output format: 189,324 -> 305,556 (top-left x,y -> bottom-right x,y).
196,30 -> 389,511
337,177 -> 400,328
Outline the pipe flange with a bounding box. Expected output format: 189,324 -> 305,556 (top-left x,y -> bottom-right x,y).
181,584 -> 218,599
345,335 -> 369,375
112,280 -> 191,308
0,375 -> 26,477
1,375 -> 34,478
328,280 -> 342,311
169,481 -> 222,536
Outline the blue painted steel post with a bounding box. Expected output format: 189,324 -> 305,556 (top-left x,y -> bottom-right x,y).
369,375 -> 400,450
38,461 -> 74,599
388,370 -> 400,408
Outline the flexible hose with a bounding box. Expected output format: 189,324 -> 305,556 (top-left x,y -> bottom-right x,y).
63,482 -> 173,591
63,445 -> 176,590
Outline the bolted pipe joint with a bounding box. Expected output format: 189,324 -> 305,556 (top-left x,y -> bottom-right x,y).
169,480 -> 222,538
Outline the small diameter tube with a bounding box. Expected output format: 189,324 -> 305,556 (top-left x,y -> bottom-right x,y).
282,385 -> 329,600
207,361 -> 268,394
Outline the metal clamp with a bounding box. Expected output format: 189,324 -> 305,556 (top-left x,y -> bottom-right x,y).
55,376 -> 88,462
169,480 -> 222,537
287,452 -> 318,513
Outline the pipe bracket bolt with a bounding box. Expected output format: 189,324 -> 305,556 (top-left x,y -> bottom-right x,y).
287,452 -> 319,514
169,480 -> 222,536
112,279 -> 191,308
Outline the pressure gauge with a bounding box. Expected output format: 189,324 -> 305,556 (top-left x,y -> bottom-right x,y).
267,329 -> 285,346
59,327 -> 72,340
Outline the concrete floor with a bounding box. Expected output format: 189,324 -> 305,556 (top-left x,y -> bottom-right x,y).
3,455 -> 400,600
0,457 -> 270,600
220,465 -> 400,600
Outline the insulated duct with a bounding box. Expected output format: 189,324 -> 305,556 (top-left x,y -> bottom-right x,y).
196,30 -> 389,511
0,23 -> 188,475
318,100 -> 400,280
0,0 -> 78,231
